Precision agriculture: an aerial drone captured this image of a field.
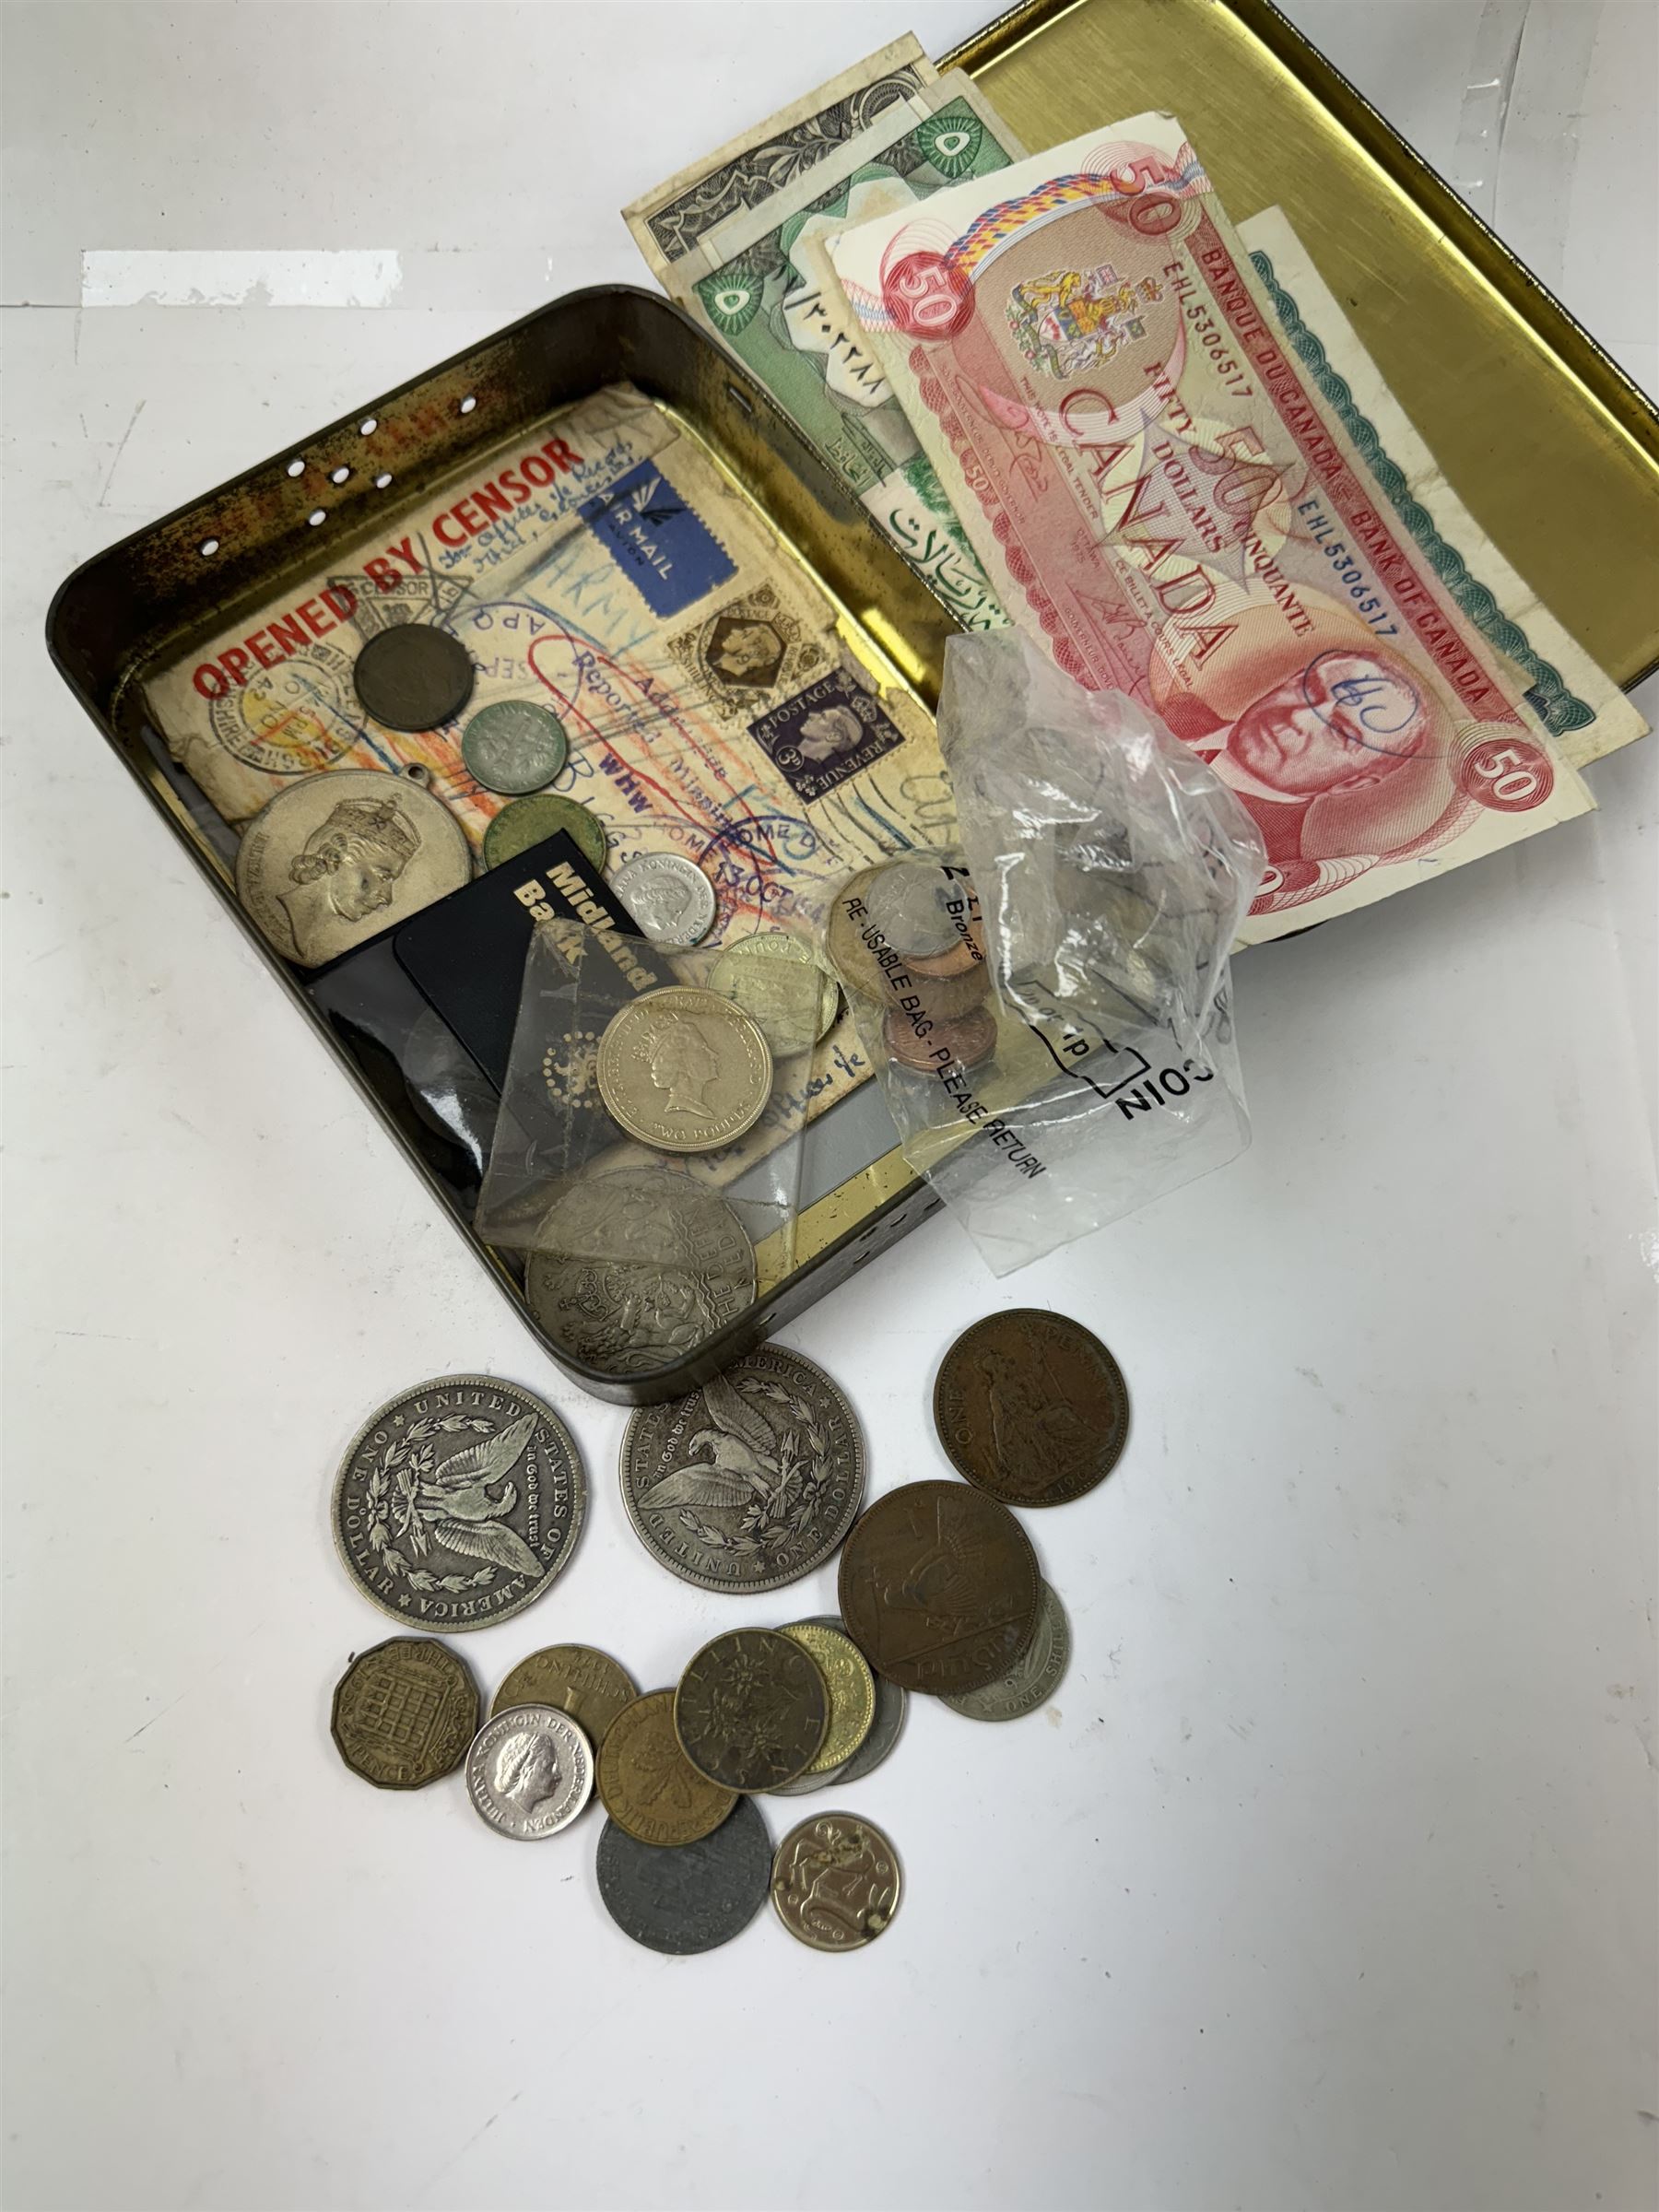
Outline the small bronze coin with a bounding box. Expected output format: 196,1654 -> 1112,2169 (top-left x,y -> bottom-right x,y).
934,1311 -> 1130,1506
330,1636 -> 479,1789
597,1688 -> 735,1847
884,1003 -> 997,1074
352,623 -> 476,732
675,1629 -> 830,1793
771,1813 -> 901,1951
838,1479 -> 1041,1696
490,1643 -> 639,1747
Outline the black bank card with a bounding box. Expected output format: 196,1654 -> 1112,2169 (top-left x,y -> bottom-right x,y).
393,832 -> 674,1089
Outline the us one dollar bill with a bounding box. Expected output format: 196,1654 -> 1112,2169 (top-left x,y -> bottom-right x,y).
623,35 -> 936,283
826,111 -> 1643,942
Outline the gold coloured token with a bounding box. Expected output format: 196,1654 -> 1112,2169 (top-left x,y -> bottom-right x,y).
597,1689 -> 736,1847
778,1622 -> 875,1775
490,1644 -> 639,1748
771,1814 -> 902,1951
595,986 -> 771,1155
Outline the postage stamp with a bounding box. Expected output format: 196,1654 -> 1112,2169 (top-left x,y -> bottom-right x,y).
666,582 -> 826,721
746,666 -> 906,804
578,458 -> 735,619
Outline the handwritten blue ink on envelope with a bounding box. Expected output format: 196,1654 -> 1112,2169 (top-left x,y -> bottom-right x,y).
578,460 -> 735,618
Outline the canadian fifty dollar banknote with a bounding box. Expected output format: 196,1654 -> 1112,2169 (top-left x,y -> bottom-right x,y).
625,70 -> 1642,943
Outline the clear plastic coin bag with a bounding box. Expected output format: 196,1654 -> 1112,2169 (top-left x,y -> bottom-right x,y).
477,908 -> 812,1377
820,631 -> 1265,1275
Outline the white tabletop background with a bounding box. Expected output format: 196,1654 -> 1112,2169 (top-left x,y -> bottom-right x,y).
3,6 -> 1655,2209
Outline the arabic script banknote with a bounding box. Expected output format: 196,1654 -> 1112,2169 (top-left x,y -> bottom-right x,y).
827,113 -> 1630,941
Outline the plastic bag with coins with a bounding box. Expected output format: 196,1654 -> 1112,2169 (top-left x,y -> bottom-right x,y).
819,630 -> 1264,1274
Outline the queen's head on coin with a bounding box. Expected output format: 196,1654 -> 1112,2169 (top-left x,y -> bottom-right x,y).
493,1724 -> 563,1819
645,1010 -> 721,1119
278,794 -> 419,960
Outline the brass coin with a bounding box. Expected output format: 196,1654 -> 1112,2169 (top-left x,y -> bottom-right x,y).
483,792 -> 607,872
675,1629 -> 829,1792
597,1689 -> 736,1847
330,1636 -> 479,1790
838,1479 -> 1041,1696
778,1622 -> 875,1776
934,1311 -> 1130,1506
491,1643 -> 639,1747
771,1813 -> 901,1951
710,934 -> 839,1059
595,986 -> 771,1155
353,623 -> 475,732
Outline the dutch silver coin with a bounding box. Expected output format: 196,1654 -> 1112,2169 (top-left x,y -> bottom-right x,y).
620,1347 -> 864,1594
610,851 -> 718,948
332,1374 -> 586,1631
465,1704 -> 594,1840
236,769 -> 472,968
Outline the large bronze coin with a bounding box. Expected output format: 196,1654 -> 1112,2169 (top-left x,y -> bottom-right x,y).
675,1630 -> 829,1793
490,1643 -> 639,1747
330,1636 -> 478,1790
934,1311 -> 1130,1506
353,622 -> 476,732
838,1480 -> 1041,1695
597,1689 -> 735,1847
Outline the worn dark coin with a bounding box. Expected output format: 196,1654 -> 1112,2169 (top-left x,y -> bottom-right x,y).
838,1479 -> 1041,1696
596,1796 -> 772,1956
330,1636 -> 479,1790
934,1311 -> 1129,1506
483,792 -> 607,872
461,700 -> 568,794
490,1644 -> 638,1746
332,1374 -> 586,1631
942,1581 -> 1071,1722
353,622 -> 476,732
771,1813 -> 901,1951
675,1629 -> 829,1792
619,1346 -> 864,1593
597,1689 -> 735,1847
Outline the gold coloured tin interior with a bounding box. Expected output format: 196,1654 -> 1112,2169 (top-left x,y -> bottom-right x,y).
48,0 -> 1659,1403
949,0 -> 1659,689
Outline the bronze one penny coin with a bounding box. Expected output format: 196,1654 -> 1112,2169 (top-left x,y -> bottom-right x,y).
934,1311 -> 1129,1507
352,622 -> 476,732
838,1479 -> 1041,1696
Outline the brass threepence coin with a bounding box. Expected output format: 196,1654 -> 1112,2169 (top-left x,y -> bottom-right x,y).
461,699 -> 568,794
771,1814 -> 901,1951
942,1581 -> 1071,1722
838,1479 -> 1041,1696
332,1374 -> 586,1631
598,1689 -> 736,1847
482,792 -> 608,872
465,1705 -> 594,1840
619,1347 -> 865,1593
596,1796 -> 772,1956
595,986 -> 771,1154
934,1311 -> 1130,1506
778,1622 -> 875,1777
710,933 -> 840,1058
525,1168 -> 755,1378
353,622 -> 476,732
235,769 -> 472,968
330,1636 -> 479,1790
609,851 -> 717,947
675,1629 -> 830,1793
491,1644 -> 639,1747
